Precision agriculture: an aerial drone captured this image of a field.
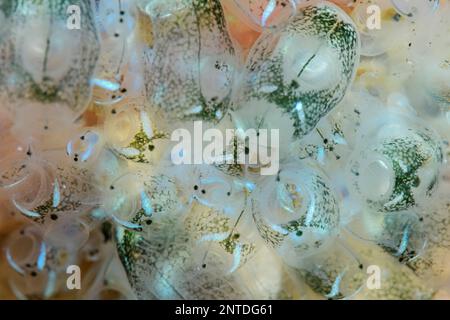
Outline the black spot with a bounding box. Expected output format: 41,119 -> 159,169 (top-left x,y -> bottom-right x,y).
50,214 -> 58,221
30,271 -> 37,277
202,264 -> 206,269
110,185 -> 115,190
359,264 -> 363,270
201,189 -> 206,194
146,220 -> 153,225
412,176 -> 420,187
101,222 -> 113,243
193,185 -> 198,190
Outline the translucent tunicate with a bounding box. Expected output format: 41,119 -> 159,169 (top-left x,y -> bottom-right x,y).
0,0 -> 100,117
347,115 -> 443,213
5,226 -> 43,276
293,242 -> 365,299
253,162 -> 340,265
186,203 -> 258,275
66,129 -> 103,166
91,0 -> 142,105
377,211 -> 427,263
115,197 -> 261,299
105,171 -> 184,232
231,2 -> 360,159
4,226 -> 60,299
173,164 -> 249,218
11,160 -> 101,224
104,104 -> 169,164
142,0 -> 237,122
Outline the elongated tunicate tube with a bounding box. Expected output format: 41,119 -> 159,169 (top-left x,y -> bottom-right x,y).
0,0 -> 100,116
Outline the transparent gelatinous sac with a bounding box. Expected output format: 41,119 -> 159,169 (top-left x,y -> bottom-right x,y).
66,129 -> 103,166
292,242 -> 365,300
115,173 -> 258,298
185,202 -> 259,275
105,171 -> 185,232
91,0 -> 142,105
252,163 -> 340,265
347,116 -> 444,213
0,0 -> 100,116
376,211 -> 427,264
3,225 -> 78,299
116,210 -> 253,299
223,0 -> 301,31
154,165 -> 258,275
11,160 -> 102,224
172,164 -> 250,218
116,196 -> 260,299
231,2 -> 360,155
142,0 -> 237,122
104,104 -> 169,164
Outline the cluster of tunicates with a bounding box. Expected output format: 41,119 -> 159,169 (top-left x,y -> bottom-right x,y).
0,0 -> 449,300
